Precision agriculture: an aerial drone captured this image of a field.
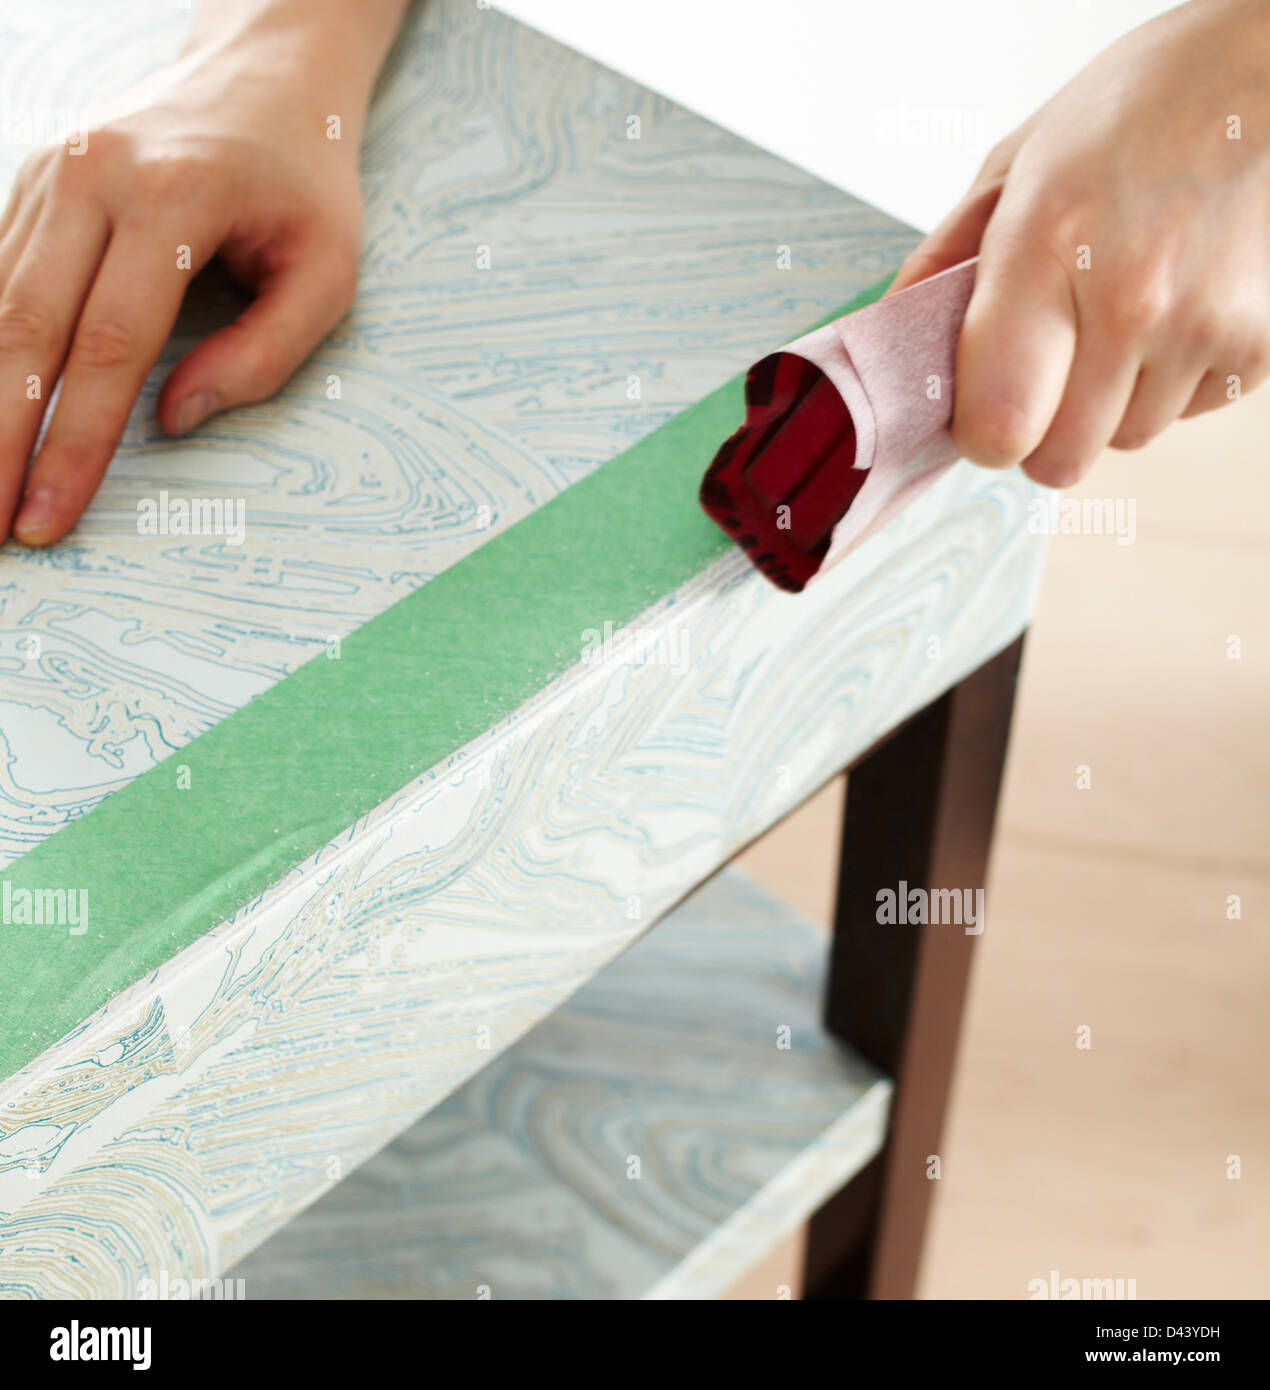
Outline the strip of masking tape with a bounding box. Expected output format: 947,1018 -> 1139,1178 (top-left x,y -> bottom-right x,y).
0,273 -> 896,1083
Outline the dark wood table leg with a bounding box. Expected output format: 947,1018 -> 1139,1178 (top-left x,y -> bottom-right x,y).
804,633 -> 1026,1300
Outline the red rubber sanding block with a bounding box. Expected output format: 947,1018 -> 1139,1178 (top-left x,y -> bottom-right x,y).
700,257 -> 978,591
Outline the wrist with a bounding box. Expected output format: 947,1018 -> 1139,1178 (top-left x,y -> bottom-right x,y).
179,0 -> 407,146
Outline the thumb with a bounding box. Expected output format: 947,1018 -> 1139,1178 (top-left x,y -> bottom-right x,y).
885,178 -> 1004,298
158,239 -> 359,435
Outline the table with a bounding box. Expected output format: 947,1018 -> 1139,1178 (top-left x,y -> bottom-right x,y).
0,0 -> 1044,1299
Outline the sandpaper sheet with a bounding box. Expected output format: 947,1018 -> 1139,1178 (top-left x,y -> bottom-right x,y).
700,258 -> 978,590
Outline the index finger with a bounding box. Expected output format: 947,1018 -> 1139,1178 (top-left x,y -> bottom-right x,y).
951,206 -> 1078,470
13,230 -> 192,545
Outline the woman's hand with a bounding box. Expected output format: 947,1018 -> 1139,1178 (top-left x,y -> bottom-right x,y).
887,0 -> 1270,488
0,0 -> 408,547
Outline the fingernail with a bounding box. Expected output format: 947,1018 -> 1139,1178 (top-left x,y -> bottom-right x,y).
13,489 -> 56,543
175,390 -> 218,435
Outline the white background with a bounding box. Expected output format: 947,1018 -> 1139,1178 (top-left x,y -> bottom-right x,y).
495,0 -> 1177,232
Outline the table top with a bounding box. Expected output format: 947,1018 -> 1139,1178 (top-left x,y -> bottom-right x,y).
0,0 -> 1045,1297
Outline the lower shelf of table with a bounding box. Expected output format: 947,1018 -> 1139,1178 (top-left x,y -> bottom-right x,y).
231,867 -> 890,1299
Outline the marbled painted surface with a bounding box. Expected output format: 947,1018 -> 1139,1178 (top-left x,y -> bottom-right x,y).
0,461 -> 1043,1297
0,0 -> 1048,1299
0,0 -> 917,863
232,868 -> 890,1301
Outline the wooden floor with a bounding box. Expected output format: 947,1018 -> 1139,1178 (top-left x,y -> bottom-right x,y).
732,384 -> 1270,1300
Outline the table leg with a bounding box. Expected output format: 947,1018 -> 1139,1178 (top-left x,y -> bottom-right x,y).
804,633 -> 1026,1299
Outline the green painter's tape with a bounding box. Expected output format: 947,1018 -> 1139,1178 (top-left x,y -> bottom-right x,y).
0,274 -> 894,1083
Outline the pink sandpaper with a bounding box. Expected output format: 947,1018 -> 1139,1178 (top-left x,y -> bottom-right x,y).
699,257 -> 978,591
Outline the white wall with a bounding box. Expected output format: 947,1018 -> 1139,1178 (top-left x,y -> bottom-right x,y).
494,0 -> 1175,232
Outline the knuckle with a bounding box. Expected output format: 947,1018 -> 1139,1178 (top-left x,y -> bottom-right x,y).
14,147 -> 52,190
134,152 -> 208,209
73,125 -> 124,163
953,397 -> 1038,466
46,136 -> 106,193
243,334 -> 287,389
1035,190 -> 1089,254
1022,453 -> 1085,490
74,316 -> 136,371
1111,422 -> 1155,451
979,124 -> 1026,178
0,294 -> 61,355
978,138 -> 1014,181
985,138 -> 1011,168
1102,265 -> 1173,338
48,431 -> 109,475
135,162 -> 182,207
314,213 -> 363,299
1235,334 -> 1270,382
1182,312 -> 1224,360
328,248 -> 361,308
1184,380 -> 1220,418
